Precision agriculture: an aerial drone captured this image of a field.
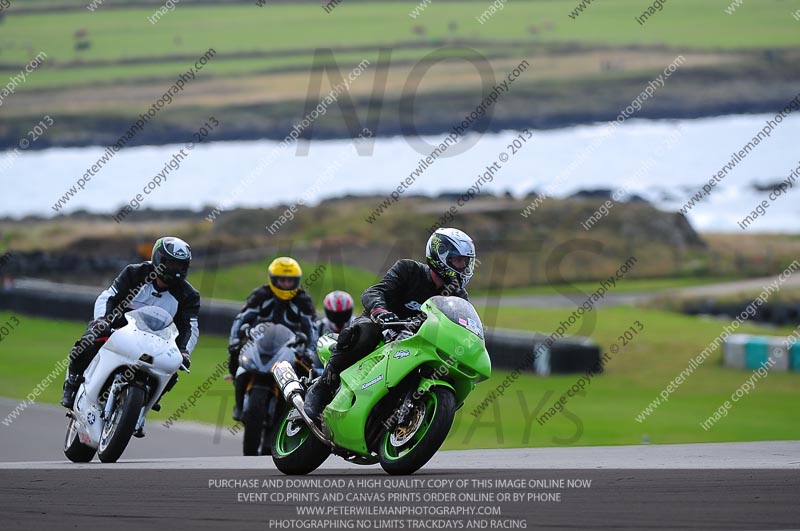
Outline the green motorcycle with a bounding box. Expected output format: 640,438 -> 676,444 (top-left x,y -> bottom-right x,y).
270,296 -> 491,475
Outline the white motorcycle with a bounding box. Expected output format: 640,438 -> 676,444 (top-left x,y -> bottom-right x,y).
64,306 -> 187,463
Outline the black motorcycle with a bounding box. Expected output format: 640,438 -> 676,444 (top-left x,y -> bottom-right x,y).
235,322 -> 313,456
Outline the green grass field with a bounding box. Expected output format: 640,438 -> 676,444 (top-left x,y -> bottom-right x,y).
2,305 -> 797,449
470,275 -> 736,297
192,260 -> 733,307
1,0 -> 798,91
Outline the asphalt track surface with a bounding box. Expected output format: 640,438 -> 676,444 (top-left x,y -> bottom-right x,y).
1,399 -> 799,530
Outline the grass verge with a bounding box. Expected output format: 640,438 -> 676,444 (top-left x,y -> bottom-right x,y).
1,306 -> 797,448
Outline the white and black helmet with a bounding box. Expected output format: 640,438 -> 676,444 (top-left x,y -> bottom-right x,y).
151,236 -> 192,286
425,228 -> 476,289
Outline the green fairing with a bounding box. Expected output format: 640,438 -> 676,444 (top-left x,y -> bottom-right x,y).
312,297 -> 491,455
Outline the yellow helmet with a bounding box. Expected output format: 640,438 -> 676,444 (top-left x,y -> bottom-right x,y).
268,257 -> 303,300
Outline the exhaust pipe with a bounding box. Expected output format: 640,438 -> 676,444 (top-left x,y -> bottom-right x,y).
271,361 -> 332,446
272,360 -> 304,401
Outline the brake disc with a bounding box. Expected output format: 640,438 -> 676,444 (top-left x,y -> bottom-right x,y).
390,403 -> 426,447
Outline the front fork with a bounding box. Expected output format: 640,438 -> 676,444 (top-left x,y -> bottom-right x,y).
102,374 -> 126,420
393,389 -> 419,429
102,373 -> 148,432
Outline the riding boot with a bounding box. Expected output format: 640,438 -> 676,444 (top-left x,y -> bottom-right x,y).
61,373 -> 83,409
303,363 -> 340,422
151,372 -> 178,412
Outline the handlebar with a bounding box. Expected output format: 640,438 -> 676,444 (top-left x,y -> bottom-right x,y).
287,332 -> 308,349
380,319 -> 423,329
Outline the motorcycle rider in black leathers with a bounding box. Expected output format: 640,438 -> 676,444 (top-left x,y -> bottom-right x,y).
61,237 -> 200,437
304,228 -> 476,422
317,290 -> 356,337
227,256 -> 318,421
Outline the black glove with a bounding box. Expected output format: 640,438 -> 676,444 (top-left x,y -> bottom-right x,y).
227,342 -> 240,357
89,317 -> 112,333
295,348 -> 315,369
289,332 -> 308,349
228,347 -> 239,377
372,310 -> 399,326
180,351 -> 191,371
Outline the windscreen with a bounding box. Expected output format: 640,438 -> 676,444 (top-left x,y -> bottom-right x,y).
430,296 -> 484,340
254,323 -> 296,357
126,307 -> 175,340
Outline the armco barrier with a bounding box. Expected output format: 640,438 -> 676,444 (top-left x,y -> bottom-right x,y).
1,280 -> 600,374
477,328 -> 602,375
723,334 -> 794,372
684,300 -> 800,326
0,278 -> 242,337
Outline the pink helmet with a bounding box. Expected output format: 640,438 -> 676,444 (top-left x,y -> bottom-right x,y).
323,290 -> 354,328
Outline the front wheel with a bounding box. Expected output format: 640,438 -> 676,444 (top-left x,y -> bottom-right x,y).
272,408 -> 331,475
379,387 -> 456,475
260,400 -> 289,456
98,385 -> 145,463
64,415 -> 96,463
243,387 -> 268,456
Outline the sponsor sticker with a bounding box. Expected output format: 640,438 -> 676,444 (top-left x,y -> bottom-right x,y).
466,318 -> 484,339
361,375 -> 384,390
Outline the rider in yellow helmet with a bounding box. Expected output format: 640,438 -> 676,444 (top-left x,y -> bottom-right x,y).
266,257 -> 304,300
227,256 -> 318,421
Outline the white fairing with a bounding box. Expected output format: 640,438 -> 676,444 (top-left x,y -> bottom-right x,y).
72,307 -> 182,448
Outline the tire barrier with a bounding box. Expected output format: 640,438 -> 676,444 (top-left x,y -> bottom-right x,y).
0,279 -> 242,337
723,334 -> 799,371
0,251 -> 131,277
0,282 -> 98,322
1,281 -> 601,374
485,328 -> 602,375
684,300 -> 800,327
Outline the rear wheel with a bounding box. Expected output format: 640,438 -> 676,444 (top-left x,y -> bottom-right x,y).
243,387 -> 268,456
272,409 -> 331,475
64,415 -> 96,463
379,387 -> 456,475
98,385 -> 145,463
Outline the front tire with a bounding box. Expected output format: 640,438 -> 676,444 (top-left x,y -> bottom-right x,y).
98,385 -> 145,463
260,400 -> 289,456
243,387 -> 268,456
64,415 -> 96,463
272,408 -> 331,475
379,387 -> 456,475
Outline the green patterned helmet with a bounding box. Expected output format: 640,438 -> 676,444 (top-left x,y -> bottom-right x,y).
425,228 -> 476,288
151,236 -> 192,286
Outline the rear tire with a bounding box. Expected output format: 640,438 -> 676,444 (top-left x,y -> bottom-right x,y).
243,387 -> 268,456
379,387 -> 456,475
98,385 -> 145,463
272,408 -> 331,475
64,415 -> 96,463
